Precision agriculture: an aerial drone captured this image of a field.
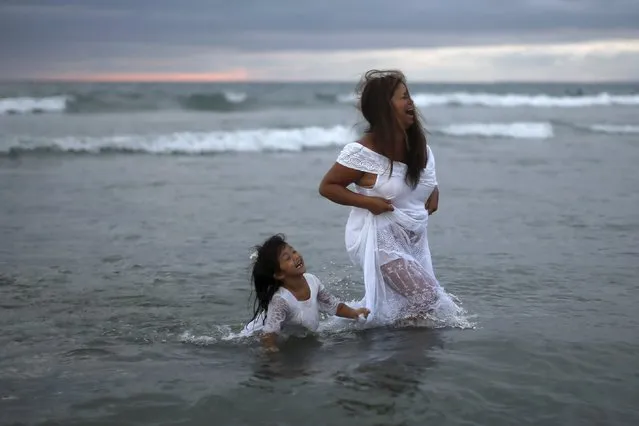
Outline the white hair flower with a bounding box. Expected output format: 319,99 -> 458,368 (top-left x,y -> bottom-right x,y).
249,250 -> 258,261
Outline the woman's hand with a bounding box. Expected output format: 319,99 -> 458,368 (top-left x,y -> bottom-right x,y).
425,186 -> 439,215
364,196 -> 394,215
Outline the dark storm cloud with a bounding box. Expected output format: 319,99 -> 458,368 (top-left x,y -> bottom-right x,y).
2,0 -> 638,48
1,0 -> 638,78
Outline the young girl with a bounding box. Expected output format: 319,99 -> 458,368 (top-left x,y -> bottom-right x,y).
243,234 -> 370,352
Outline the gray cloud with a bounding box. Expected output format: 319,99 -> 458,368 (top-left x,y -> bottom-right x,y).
3,0 -> 639,45
1,0 -> 638,78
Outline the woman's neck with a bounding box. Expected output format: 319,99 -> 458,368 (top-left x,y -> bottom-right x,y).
367,131 -> 407,154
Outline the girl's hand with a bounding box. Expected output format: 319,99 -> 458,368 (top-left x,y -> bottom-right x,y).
365,196 -> 394,215
354,307 -> 371,320
264,345 -> 279,354
262,333 -> 279,353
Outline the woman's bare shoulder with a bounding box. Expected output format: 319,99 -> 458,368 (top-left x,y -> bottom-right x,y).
357,133 -> 377,151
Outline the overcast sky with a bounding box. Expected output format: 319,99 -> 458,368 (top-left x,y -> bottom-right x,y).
1,0 -> 638,81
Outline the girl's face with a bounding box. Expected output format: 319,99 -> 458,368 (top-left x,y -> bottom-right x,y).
274,244 -> 306,279
391,82 -> 415,129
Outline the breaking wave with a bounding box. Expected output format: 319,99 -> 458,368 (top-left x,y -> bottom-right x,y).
436,122 -> 554,139
0,91 -> 250,115
179,92 -> 248,111
2,122 -> 559,156
2,88 -> 638,115
0,96 -> 68,114
2,126 -> 353,155
587,124 -> 639,134
338,92 -> 639,108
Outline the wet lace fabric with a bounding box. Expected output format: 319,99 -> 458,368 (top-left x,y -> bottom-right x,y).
317,285 -> 341,315
242,273 -> 341,336
336,142 -> 462,325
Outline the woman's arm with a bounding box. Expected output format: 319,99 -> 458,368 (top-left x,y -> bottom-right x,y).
318,163 -> 370,209
425,185 -> 439,215
319,163 -> 394,215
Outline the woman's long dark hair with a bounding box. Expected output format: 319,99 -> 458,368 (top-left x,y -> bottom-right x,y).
356,69 -> 428,189
248,234 -> 288,325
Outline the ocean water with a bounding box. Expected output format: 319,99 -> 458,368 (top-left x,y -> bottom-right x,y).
1,81 -> 638,425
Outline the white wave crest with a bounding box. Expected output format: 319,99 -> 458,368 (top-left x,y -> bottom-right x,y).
338,91 -> 639,108
3,126 -> 355,154
3,122 -> 560,155
223,91 -> 247,103
337,93 -> 356,103
0,96 -> 68,115
588,124 -> 639,134
436,122 -> 554,139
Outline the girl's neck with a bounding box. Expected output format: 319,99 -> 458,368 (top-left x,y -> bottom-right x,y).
282,274 -> 306,291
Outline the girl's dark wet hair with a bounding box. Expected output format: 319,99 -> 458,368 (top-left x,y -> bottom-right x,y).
248,233 -> 288,325
356,69 -> 428,189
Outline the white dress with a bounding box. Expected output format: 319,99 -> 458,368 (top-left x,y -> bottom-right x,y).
336,142 -> 463,325
241,273 -> 341,337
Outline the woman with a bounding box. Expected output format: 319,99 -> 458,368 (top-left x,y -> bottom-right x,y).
318,69 -> 462,325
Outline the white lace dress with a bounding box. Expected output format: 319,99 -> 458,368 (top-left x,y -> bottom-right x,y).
335,142 -> 463,325
241,273 -> 341,337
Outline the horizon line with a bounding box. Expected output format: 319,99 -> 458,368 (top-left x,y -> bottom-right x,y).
2,77 -> 638,85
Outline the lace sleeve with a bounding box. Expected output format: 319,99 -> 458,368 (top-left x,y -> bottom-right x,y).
336,143 -> 389,174
263,296 -> 290,334
317,284 -> 342,315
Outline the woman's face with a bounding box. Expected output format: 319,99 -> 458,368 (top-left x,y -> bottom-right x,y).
391,82 -> 415,129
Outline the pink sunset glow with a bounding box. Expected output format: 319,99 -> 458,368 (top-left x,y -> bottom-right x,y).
42,69 -> 251,83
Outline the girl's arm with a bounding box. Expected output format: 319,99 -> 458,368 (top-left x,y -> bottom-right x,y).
336,303 -> 370,320
317,284 -> 370,320
261,296 -> 290,353
261,333 -> 279,353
